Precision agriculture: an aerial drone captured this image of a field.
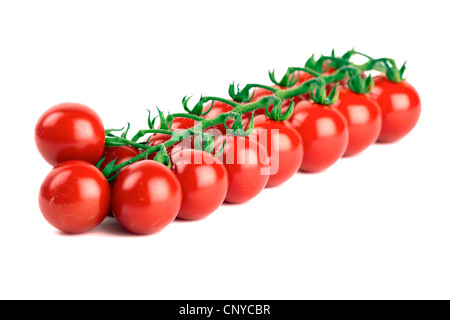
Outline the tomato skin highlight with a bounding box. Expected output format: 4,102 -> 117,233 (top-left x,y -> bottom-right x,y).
111,160 -> 182,235
171,149 -> 228,220
38,161 -> 111,234
289,101 -> 349,173
35,102 -> 105,166
252,116 -> 304,187
371,76 -> 421,143
332,89 -> 382,157
215,136 -> 270,204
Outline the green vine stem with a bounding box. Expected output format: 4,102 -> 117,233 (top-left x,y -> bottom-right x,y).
101,49 -> 407,179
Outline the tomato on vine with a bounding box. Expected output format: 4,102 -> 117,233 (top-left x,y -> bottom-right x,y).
371,76 -> 421,143
111,160 -> 182,235
35,102 -> 105,166
289,101 -> 349,173
148,115 -> 197,154
99,145 -> 140,173
251,115 -> 304,187
171,149 -> 228,220
215,135 -> 270,204
39,161 -> 111,234
332,88 -> 382,157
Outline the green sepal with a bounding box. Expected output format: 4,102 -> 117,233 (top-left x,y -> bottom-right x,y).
224,113 -> 254,137
269,69 -> 299,87
194,130 -> 217,154
101,158 -> 118,178
153,145 -> 171,168
229,82 -> 255,103
348,73 -> 374,95
95,154 -> 107,169
385,59 -> 407,83
120,122 -> 131,139
182,95 -> 211,116
311,83 -> 339,105
156,107 -> 171,130
105,127 -> 125,137
147,109 -> 156,129
266,99 -> 295,122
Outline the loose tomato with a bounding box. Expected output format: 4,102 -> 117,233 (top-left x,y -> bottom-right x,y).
332,89 -> 382,157
371,76 -> 421,142
111,160 -> 182,235
251,116 -> 304,187
215,136 -> 270,204
39,161 -> 111,234
35,102 -> 105,166
171,149 -> 228,220
289,101 -> 349,172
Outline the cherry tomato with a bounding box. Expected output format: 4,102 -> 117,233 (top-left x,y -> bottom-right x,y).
98,145 -> 141,217
171,149 -> 228,220
371,76 -> 421,143
147,116 -> 198,155
39,161 -> 111,234
111,160 -> 182,235
99,145 -> 140,172
35,102 -> 105,166
289,101 -> 349,173
332,89 -> 382,157
215,136 -> 270,204
252,116 -> 304,187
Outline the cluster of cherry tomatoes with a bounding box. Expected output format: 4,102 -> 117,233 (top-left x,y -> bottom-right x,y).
35,54 -> 421,235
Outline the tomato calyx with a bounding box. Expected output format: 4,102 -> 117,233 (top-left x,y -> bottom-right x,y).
311,83 -> 339,106
153,145 -> 172,168
384,60 -> 408,83
269,67 -> 321,88
265,98 -> 295,122
229,82 -> 277,103
224,112 -> 254,137
347,73 -> 374,95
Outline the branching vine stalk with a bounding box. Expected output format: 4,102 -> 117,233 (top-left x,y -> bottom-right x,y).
99,49 -> 407,180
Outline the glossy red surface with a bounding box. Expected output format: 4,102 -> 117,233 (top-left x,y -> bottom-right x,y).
38,161 -> 110,234
111,160 -> 182,235
172,149 -> 228,220
252,116 -> 304,187
333,89 -> 382,156
372,76 -> 421,142
215,136 -> 270,204
289,101 -> 349,173
35,102 -> 105,166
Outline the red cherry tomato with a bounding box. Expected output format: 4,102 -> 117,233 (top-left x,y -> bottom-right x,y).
289,101 -> 349,173
332,89 -> 382,157
371,76 -> 421,142
171,149 -> 228,220
252,116 -> 304,187
99,145 -> 140,172
38,161 -> 111,234
147,116 -> 198,155
98,145 -> 141,217
35,102 -> 105,166
111,160 -> 182,235
215,136 -> 270,204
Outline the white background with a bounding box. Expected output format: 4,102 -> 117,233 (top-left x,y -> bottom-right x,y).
1,0 -> 449,300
